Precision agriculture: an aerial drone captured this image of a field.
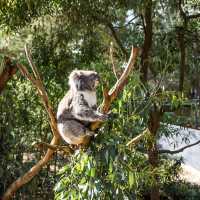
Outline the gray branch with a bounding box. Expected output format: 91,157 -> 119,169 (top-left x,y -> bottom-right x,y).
159,139 -> 200,154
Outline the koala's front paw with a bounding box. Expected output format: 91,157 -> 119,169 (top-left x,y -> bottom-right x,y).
99,113 -> 109,121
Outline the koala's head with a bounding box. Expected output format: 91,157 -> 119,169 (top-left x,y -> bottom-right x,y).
69,70 -> 100,91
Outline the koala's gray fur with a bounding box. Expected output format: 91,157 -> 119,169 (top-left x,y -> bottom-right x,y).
57,70 -> 108,145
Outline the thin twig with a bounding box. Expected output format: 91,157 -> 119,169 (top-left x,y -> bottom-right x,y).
109,47 -> 138,98
159,139 -> 200,154
24,46 -> 59,136
110,42 -> 119,79
126,128 -> 148,146
107,22 -> 128,58
24,44 -> 42,80
113,16 -> 138,28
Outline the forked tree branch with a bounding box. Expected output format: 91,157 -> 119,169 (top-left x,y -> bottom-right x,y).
90,47 -> 139,130
2,46 -> 63,200
3,46 -> 138,200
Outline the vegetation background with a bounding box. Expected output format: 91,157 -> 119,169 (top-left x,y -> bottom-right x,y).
0,0 -> 200,199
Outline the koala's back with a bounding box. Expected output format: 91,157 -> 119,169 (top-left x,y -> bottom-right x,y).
57,90 -> 73,119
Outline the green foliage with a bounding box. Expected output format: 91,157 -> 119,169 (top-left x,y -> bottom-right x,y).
54,126 -> 178,200
164,181 -> 200,200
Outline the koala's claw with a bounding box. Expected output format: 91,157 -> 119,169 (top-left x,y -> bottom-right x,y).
101,112 -> 117,121
99,114 -> 109,121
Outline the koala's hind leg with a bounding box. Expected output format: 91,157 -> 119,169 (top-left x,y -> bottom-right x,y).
58,120 -> 95,145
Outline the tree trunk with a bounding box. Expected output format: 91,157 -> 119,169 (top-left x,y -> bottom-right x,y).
140,1 -> 160,199
147,106 -> 163,200
177,0 -> 188,92
177,28 -> 186,92
141,0 -> 153,83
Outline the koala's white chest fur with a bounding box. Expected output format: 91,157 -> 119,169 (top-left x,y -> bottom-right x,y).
79,91 -> 97,107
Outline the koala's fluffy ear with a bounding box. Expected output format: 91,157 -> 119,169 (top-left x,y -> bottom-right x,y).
68,70 -> 79,90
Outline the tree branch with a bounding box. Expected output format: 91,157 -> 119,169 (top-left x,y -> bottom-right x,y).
107,22 -> 128,58
113,16 -> 138,28
33,141 -> 74,155
24,45 -> 58,134
109,47 -> 138,98
90,47 -> 139,130
3,139 -> 59,200
109,42 -> 120,79
159,139 -> 200,154
188,13 -> 200,19
2,46 -> 63,200
126,128 -> 148,146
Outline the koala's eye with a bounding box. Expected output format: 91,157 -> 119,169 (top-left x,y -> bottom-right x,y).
79,75 -> 86,80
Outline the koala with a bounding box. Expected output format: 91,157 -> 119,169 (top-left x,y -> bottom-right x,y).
57,70 -> 108,145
